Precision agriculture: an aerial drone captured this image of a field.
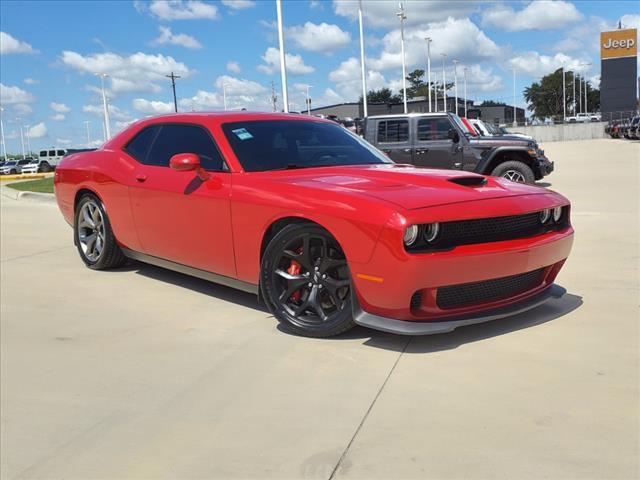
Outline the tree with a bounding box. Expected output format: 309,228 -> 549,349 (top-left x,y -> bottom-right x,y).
524,68 -> 600,119
480,100 -> 506,106
359,87 -> 402,104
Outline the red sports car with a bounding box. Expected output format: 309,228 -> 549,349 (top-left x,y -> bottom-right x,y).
54,112 -> 573,337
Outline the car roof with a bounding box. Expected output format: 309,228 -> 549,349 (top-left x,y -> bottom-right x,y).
366,112 -> 451,119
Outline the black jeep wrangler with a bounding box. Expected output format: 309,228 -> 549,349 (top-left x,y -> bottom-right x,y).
363,113 -> 553,184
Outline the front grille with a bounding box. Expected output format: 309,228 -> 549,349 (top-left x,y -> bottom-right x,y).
410,291 -> 423,311
406,208 -> 568,252
436,268 -> 545,309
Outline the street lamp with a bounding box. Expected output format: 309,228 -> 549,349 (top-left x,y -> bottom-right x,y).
440,53 -> 447,112
305,84 -> 312,115
580,63 -> 592,114
358,0 -> 368,118
95,73 -> 111,140
275,0 -> 289,113
84,121 -> 91,148
572,70 -> 576,116
452,59 -> 459,116
0,107 -> 7,160
16,118 -> 25,159
223,83 -> 229,111
562,64 -> 566,122
463,66 -> 468,118
425,37 -> 432,113
24,125 -> 32,155
396,2 -> 408,114
512,68 -> 517,126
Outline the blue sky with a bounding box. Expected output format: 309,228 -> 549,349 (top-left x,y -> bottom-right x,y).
0,0 -> 638,152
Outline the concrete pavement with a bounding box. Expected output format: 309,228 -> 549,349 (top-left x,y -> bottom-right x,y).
1,139 -> 638,479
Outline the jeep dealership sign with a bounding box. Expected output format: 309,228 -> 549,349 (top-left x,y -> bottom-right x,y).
601,29 -> 638,59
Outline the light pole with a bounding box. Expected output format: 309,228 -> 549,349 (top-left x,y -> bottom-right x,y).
223,83 -> 228,111
425,37 -> 432,112
24,125 -> 32,155
95,73 -> 111,140
84,120 -> 91,148
275,0 -> 289,113
463,67 -> 468,118
305,85 -> 312,115
572,70 -> 576,116
578,73 -> 582,113
358,0 -> 368,118
581,63 -> 592,114
0,107 -> 6,160
452,59 -> 459,116
512,68 -> 517,126
18,122 -> 25,159
562,64 -> 566,122
396,2 -> 408,114
441,53 -> 447,112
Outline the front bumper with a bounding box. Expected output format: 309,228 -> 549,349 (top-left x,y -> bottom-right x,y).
536,155 -> 554,177
353,284 -> 566,335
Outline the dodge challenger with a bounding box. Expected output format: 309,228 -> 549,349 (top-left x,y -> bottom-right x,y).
54,112 -> 574,337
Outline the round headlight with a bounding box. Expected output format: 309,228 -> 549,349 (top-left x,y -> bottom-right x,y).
424,223 -> 440,243
553,206 -> 563,222
403,225 -> 419,246
539,209 -> 551,224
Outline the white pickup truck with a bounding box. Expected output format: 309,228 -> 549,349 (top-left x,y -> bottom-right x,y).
565,112 -> 601,123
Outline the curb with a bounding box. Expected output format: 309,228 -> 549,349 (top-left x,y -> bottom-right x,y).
0,183 -> 56,205
0,172 -> 53,182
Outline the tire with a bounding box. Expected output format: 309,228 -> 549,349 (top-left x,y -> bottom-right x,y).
10,169 -> 17,174
261,224 -> 355,338
491,160 -> 535,184
74,194 -> 126,270
39,162 -> 52,173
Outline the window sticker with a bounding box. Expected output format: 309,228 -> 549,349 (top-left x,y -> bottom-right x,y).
232,128 -> 253,140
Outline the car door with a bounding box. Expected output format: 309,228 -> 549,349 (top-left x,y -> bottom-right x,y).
413,117 -> 462,169
125,123 -> 236,278
375,118 -> 413,164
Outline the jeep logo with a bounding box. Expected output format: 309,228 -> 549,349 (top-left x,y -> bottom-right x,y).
602,38 -> 635,49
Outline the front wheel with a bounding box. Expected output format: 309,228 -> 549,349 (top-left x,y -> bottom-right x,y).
261,224 -> 355,338
491,160 -> 535,184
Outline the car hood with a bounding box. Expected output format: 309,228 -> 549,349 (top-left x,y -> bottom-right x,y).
268,164 -> 547,210
469,135 -> 534,146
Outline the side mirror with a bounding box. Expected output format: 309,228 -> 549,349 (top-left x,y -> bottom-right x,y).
448,129 -> 460,143
170,153 -> 200,171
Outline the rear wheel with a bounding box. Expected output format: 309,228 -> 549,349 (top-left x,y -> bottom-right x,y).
491,160 -> 535,184
261,224 -> 355,337
39,162 -> 52,173
74,194 -> 126,270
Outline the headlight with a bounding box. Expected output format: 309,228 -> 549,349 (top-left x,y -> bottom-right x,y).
553,206 -> 563,222
540,209 -> 551,224
424,223 -> 440,243
403,225 -> 419,246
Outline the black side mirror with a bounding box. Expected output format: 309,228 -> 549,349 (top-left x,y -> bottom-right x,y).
448,129 -> 460,143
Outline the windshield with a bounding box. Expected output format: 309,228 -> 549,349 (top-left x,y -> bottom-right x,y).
222,120 -> 392,172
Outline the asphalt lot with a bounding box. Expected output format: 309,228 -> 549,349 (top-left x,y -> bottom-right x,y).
1,138 -> 638,479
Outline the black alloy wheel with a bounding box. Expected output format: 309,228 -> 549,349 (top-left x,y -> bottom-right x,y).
261,224 -> 355,337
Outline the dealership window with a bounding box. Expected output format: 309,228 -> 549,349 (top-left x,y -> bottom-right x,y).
417,118 -> 452,141
377,120 -> 409,143
145,124 -> 225,171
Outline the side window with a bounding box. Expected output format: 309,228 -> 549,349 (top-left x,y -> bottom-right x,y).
56,150 -> 65,156
417,118 -> 453,141
48,150 -> 56,156
124,125 -> 160,163
146,124 -> 225,171
39,150 -> 47,157
377,120 -> 409,143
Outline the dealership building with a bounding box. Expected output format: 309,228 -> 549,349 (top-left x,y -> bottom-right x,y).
599,27 -> 638,121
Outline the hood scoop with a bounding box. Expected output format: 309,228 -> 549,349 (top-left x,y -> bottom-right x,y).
448,176 -> 488,187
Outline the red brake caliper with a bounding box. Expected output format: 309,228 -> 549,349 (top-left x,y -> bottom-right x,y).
287,247 -> 304,301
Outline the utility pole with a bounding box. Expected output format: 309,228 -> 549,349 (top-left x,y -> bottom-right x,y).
358,0 -> 368,118
166,72 -> 181,113
512,68 -> 517,126
95,73 -> 111,140
18,121 -> 25,159
452,59 -> 459,116
425,37 -> 432,112
275,0 -> 289,112
305,85 -> 312,115
441,53 -> 447,112
24,125 -> 31,155
578,73 -> 582,113
397,2 -> 408,114
84,121 -> 91,148
270,81 -> 278,112
0,107 -> 7,160
573,71 -> 576,116
463,67 -> 468,118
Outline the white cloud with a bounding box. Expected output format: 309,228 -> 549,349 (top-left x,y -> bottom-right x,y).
0,83 -> 35,104
83,104 -> 132,121
50,102 -> 71,113
147,0 -> 218,20
179,90 -> 223,110
152,26 -> 202,49
309,0 -> 323,10
227,61 -> 241,73
12,104 -> 33,116
27,122 -> 47,138
620,14 -> 640,29
333,0 -> 478,28
114,120 -> 137,132
215,75 -> 268,95
508,52 -> 590,78
367,18 -> 501,72
132,98 -> 175,114
462,64 -> 505,93
24,78 -> 38,85
482,1 -> 582,32
221,0 -> 256,10
287,22 -> 351,54
0,31 -> 37,55
258,47 -> 314,75
328,57 -> 387,100
56,138 -> 73,145
51,113 -> 66,121
61,50 -> 193,94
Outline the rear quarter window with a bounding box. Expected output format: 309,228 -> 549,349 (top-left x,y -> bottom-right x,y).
377,120 -> 409,143
124,125 -> 160,163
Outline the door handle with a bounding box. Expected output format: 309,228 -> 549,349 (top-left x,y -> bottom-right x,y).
403,148 -> 412,153
415,148 -> 428,155
453,162 -> 462,169
136,174 -> 147,183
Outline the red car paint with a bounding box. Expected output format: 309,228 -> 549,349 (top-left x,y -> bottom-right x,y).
54,112 -> 573,325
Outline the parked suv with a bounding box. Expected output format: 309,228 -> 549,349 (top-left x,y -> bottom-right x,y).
364,113 -> 553,184
37,148 -> 68,171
